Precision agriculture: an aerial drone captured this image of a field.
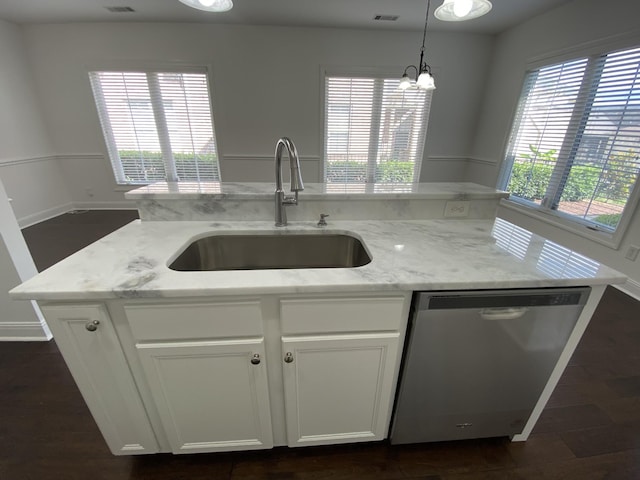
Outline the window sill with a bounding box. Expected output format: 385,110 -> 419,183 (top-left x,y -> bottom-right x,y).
499,199 -> 621,250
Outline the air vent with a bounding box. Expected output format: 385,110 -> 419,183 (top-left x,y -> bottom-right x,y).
373,14 -> 399,21
105,6 -> 135,13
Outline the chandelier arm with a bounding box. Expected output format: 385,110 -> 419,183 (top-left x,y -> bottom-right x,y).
399,0 -> 436,90
403,65 -> 419,80
419,0 -> 432,74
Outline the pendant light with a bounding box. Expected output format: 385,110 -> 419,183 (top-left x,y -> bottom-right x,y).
178,0 -> 233,12
434,0 -> 492,22
399,0 -> 436,92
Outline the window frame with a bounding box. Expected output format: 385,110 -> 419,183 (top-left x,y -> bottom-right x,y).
87,62 -> 224,186
320,66 -> 432,184
498,37 -> 640,249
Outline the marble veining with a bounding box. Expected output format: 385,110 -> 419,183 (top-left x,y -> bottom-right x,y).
135,198 -> 505,222
10,218 -> 625,301
125,181 -> 510,200
128,182 -> 510,222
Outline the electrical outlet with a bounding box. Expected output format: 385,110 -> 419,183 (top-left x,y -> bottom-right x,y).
625,245 -> 640,261
444,201 -> 470,218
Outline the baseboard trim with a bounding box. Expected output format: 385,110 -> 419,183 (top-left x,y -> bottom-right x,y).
0,322 -> 53,341
72,200 -> 136,210
18,202 -> 75,228
17,201 -> 138,227
615,279 -> 640,302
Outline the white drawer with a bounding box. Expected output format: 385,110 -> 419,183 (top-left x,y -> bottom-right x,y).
125,300 -> 263,342
280,295 -> 407,334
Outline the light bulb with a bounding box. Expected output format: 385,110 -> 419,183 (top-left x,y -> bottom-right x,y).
178,0 -> 233,12
399,74 -> 412,90
453,0 -> 473,18
417,72 -> 436,91
435,0 -> 492,22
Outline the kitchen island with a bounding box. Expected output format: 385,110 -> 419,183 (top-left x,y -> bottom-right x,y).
10,183 -> 626,456
9,217 -> 624,299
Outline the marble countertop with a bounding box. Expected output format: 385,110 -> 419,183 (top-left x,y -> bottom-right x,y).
125,181 -> 510,201
10,218 -> 625,301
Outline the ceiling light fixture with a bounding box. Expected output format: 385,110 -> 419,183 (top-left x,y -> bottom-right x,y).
177,0 -> 233,13
399,0 -> 436,92
434,0 -> 492,22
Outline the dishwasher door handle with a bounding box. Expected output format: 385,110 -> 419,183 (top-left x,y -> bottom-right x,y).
479,307 -> 528,321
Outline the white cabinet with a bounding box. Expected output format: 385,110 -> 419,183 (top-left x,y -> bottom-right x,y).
43,293 -> 409,455
41,304 -> 158,455
126,300 -> 273,454
281,333 -> 400,447
136,339 -> 273,453
279,295 -> 407,447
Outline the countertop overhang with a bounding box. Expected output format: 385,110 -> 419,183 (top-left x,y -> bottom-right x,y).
10,218 -> 626,301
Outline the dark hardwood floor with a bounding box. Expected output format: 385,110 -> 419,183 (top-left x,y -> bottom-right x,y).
2,210 -> 639,479
21,209 -> 140,271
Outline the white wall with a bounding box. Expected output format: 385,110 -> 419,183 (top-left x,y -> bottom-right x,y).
469,0 -> 640,295
0,19 -> 53,160
0,177 -> 51,340
0,19 -> 73,226
20,22 -> 494,193
0,19 -> 54,339
0,157 -> 73,226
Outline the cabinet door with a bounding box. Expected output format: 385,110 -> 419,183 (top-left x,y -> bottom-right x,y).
42,304 -> 159,455
137,338 -> 273,453
282,333 -> 400,447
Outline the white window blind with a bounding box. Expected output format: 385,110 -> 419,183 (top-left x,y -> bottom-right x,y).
492,218 -> 533,261
89,71 -> 221,185
324,76 -> 432,183
536,241 -> 599,279
500,45 -> 640,235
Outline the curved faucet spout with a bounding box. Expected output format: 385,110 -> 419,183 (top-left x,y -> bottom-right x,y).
274,137 -> 305,227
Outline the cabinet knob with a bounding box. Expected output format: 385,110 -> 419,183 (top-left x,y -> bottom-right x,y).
284,352 -> 294,363
250,354 -> 261,365
85,320 -> 100,332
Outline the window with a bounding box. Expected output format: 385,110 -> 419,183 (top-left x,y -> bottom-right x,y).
324,74 -> 432,184
499,45 -> 640,244
89,70 -> 221,185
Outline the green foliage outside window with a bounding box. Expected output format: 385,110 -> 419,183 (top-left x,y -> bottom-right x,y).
507,147 -> 638,204
326,160 -> 415,183
118,150 -> 219,183
377,161 -> 415,182
596,150 -> 639,202
592,213 -> 622,227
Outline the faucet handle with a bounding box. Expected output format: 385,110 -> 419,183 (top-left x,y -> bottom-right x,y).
317,213 -> 329,227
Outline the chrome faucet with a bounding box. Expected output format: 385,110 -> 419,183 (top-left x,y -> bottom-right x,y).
274,137 -> 304,226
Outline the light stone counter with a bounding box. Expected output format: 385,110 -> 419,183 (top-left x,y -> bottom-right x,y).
125,182 -> 510,221
10,217 -> 626,301
125,181 -> 509,200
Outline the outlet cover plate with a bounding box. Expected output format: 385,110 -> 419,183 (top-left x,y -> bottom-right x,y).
625,245 -> 640,261
444,201 -> 470,218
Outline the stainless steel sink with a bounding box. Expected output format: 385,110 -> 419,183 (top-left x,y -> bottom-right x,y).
169,232 -> 372,271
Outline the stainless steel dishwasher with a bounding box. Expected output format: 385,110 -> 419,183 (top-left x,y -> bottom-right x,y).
390,287 -> 590,444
